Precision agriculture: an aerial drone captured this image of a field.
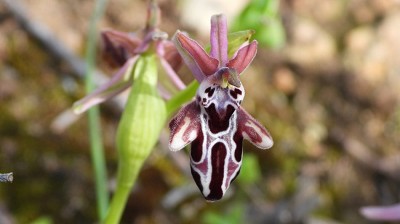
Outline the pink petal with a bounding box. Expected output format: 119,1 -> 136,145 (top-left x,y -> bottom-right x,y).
169,101 -> 201,151
210,14 -> 228,66
361,204 -> 400,221
226,40 -> 258,75
173,31 -> 219,82
159,57 -> 186,90
156,41 -> 186,90
237,107 -> 273,149
73,57 -> 138,114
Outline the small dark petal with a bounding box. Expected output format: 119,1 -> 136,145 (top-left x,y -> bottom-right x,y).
101,30 -> 141,68
101,34 -> 127,68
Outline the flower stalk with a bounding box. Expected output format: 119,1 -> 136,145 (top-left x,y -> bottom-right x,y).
85,0 -> 109,220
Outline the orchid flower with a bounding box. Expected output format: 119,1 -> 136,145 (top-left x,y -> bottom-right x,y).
169,14 -> 273,201
72,2 -> 184,114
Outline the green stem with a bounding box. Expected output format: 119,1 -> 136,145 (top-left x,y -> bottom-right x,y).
87,109 -> 109,219
104,161 -> 143,224
85,0 -> 109,220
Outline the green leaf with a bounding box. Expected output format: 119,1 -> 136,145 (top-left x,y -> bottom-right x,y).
258,19 -> 286,49
231,0 -> 286,49
263,0 -> 280,16
227,30 -> 255,57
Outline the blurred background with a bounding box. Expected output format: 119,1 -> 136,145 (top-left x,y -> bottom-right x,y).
1,0 -> 400,223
